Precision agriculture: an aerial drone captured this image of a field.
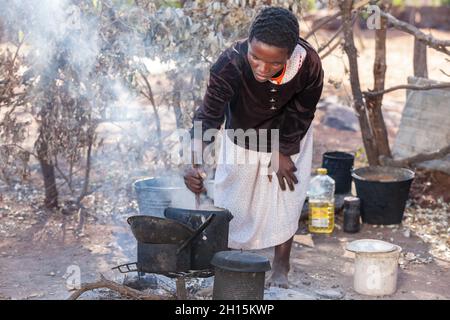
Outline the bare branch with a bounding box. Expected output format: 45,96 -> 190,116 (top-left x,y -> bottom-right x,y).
379,11 -> 450,55
379,145 -> 450,167
320,38 -> 342,59
318,25 -> 343,54
305,11 -> 341,40
440,69 -> 450,77
363,82 -> 450,97
68,274 -> 174,300
53,156 -> 74,194
138,70 -> 156,108
304,0 -> 370,39
77,133 -> 94,206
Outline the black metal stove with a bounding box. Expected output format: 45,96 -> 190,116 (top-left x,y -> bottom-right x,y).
112,213 -> 216,299
112,262 -> 214,300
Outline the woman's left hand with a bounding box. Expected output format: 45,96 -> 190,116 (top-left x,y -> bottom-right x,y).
268,151 -> 298,191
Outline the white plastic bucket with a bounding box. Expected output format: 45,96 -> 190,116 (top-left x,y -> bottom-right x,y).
346,239 -> 402,296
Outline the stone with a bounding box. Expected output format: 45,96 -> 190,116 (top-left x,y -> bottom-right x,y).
321,104 -> 359,132
315,289 -> 344,300
264,287 -> 316,300
123,274 -> 158,290
392,76 -> 450,174
293,234 -> 315,248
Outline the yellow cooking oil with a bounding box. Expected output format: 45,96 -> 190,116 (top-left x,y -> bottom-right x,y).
307,168 -> 336,234
308,199 -> 335,234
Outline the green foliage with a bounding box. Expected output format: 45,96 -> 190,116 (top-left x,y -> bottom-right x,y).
159,0 -> 183,8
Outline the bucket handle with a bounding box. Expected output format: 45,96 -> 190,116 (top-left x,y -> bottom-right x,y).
176,213 -> 216,255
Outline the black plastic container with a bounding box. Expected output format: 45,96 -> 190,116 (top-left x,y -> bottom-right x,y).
322,151 -> 355,194
352,166 -> 415,225
343,196 -> 361,233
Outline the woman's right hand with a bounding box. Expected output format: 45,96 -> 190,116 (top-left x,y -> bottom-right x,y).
184,165 -> 207,194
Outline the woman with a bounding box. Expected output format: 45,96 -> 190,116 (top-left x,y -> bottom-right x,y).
184,6 -> 323,288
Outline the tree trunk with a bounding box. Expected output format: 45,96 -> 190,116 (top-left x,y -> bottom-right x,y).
77,131 -> 94,206
366,1 -> 392,162
172,91 -> 183,130
339,0 -> 379,165
37,139 -> 58,209
413,38 -> 428,78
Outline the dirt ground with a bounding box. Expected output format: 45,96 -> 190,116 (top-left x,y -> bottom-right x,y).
1,28 -> 449,300
0,194 -> 448,300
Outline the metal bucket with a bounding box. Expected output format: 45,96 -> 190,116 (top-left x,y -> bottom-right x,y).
133,177 -> 184,217
346,239 -> 402,296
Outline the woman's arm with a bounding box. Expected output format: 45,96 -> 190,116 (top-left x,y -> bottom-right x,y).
278,57 -> 324,156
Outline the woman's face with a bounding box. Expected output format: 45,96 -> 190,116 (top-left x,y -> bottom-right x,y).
247,38 -> 290,83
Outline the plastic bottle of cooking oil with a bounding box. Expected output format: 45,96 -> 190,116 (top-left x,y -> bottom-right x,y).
307,168 -> 335,234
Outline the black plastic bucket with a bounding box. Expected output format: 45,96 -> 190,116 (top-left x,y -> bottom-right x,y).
352,166 -> 415,225
322,151 -> 355,194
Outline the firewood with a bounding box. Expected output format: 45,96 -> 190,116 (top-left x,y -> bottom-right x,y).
67,274 -> 175,300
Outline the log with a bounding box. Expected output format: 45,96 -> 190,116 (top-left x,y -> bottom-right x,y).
68,274 -> 174,300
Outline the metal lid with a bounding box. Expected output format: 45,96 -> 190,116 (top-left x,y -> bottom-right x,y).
211,250 -> 271,273
317,168 -> 327,175
346,239 -> 401,254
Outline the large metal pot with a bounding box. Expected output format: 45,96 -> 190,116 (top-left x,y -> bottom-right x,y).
128,214 -> 215,273
164,207 -> 233,270
127,215 -> 194,244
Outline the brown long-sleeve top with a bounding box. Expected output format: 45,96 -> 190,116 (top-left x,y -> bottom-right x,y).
190,37 -> 324,156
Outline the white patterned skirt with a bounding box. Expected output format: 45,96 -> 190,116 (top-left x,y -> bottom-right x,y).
213,126 -> 314,250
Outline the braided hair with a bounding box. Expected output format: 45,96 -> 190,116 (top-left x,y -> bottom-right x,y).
249,7 -> 299,56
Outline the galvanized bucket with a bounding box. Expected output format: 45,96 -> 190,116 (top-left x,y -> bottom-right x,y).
133,177 -> 184,217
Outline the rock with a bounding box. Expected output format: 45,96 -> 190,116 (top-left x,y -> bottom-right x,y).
392,76 -> 450,174
123,274 -> 158,290
405,252 -> 416,261
293,234 -> 315,248
320,104 -> 359,132
315,289 -> 344,300
195,286 -> 213,298
264,287 -> 316,300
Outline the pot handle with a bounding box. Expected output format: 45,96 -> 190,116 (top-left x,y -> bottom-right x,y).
127,216 -> 133,225
176,213 -> 215,255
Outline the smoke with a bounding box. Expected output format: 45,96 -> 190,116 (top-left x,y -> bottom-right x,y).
0,1 -> 190,213
0,0 -> 99,81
